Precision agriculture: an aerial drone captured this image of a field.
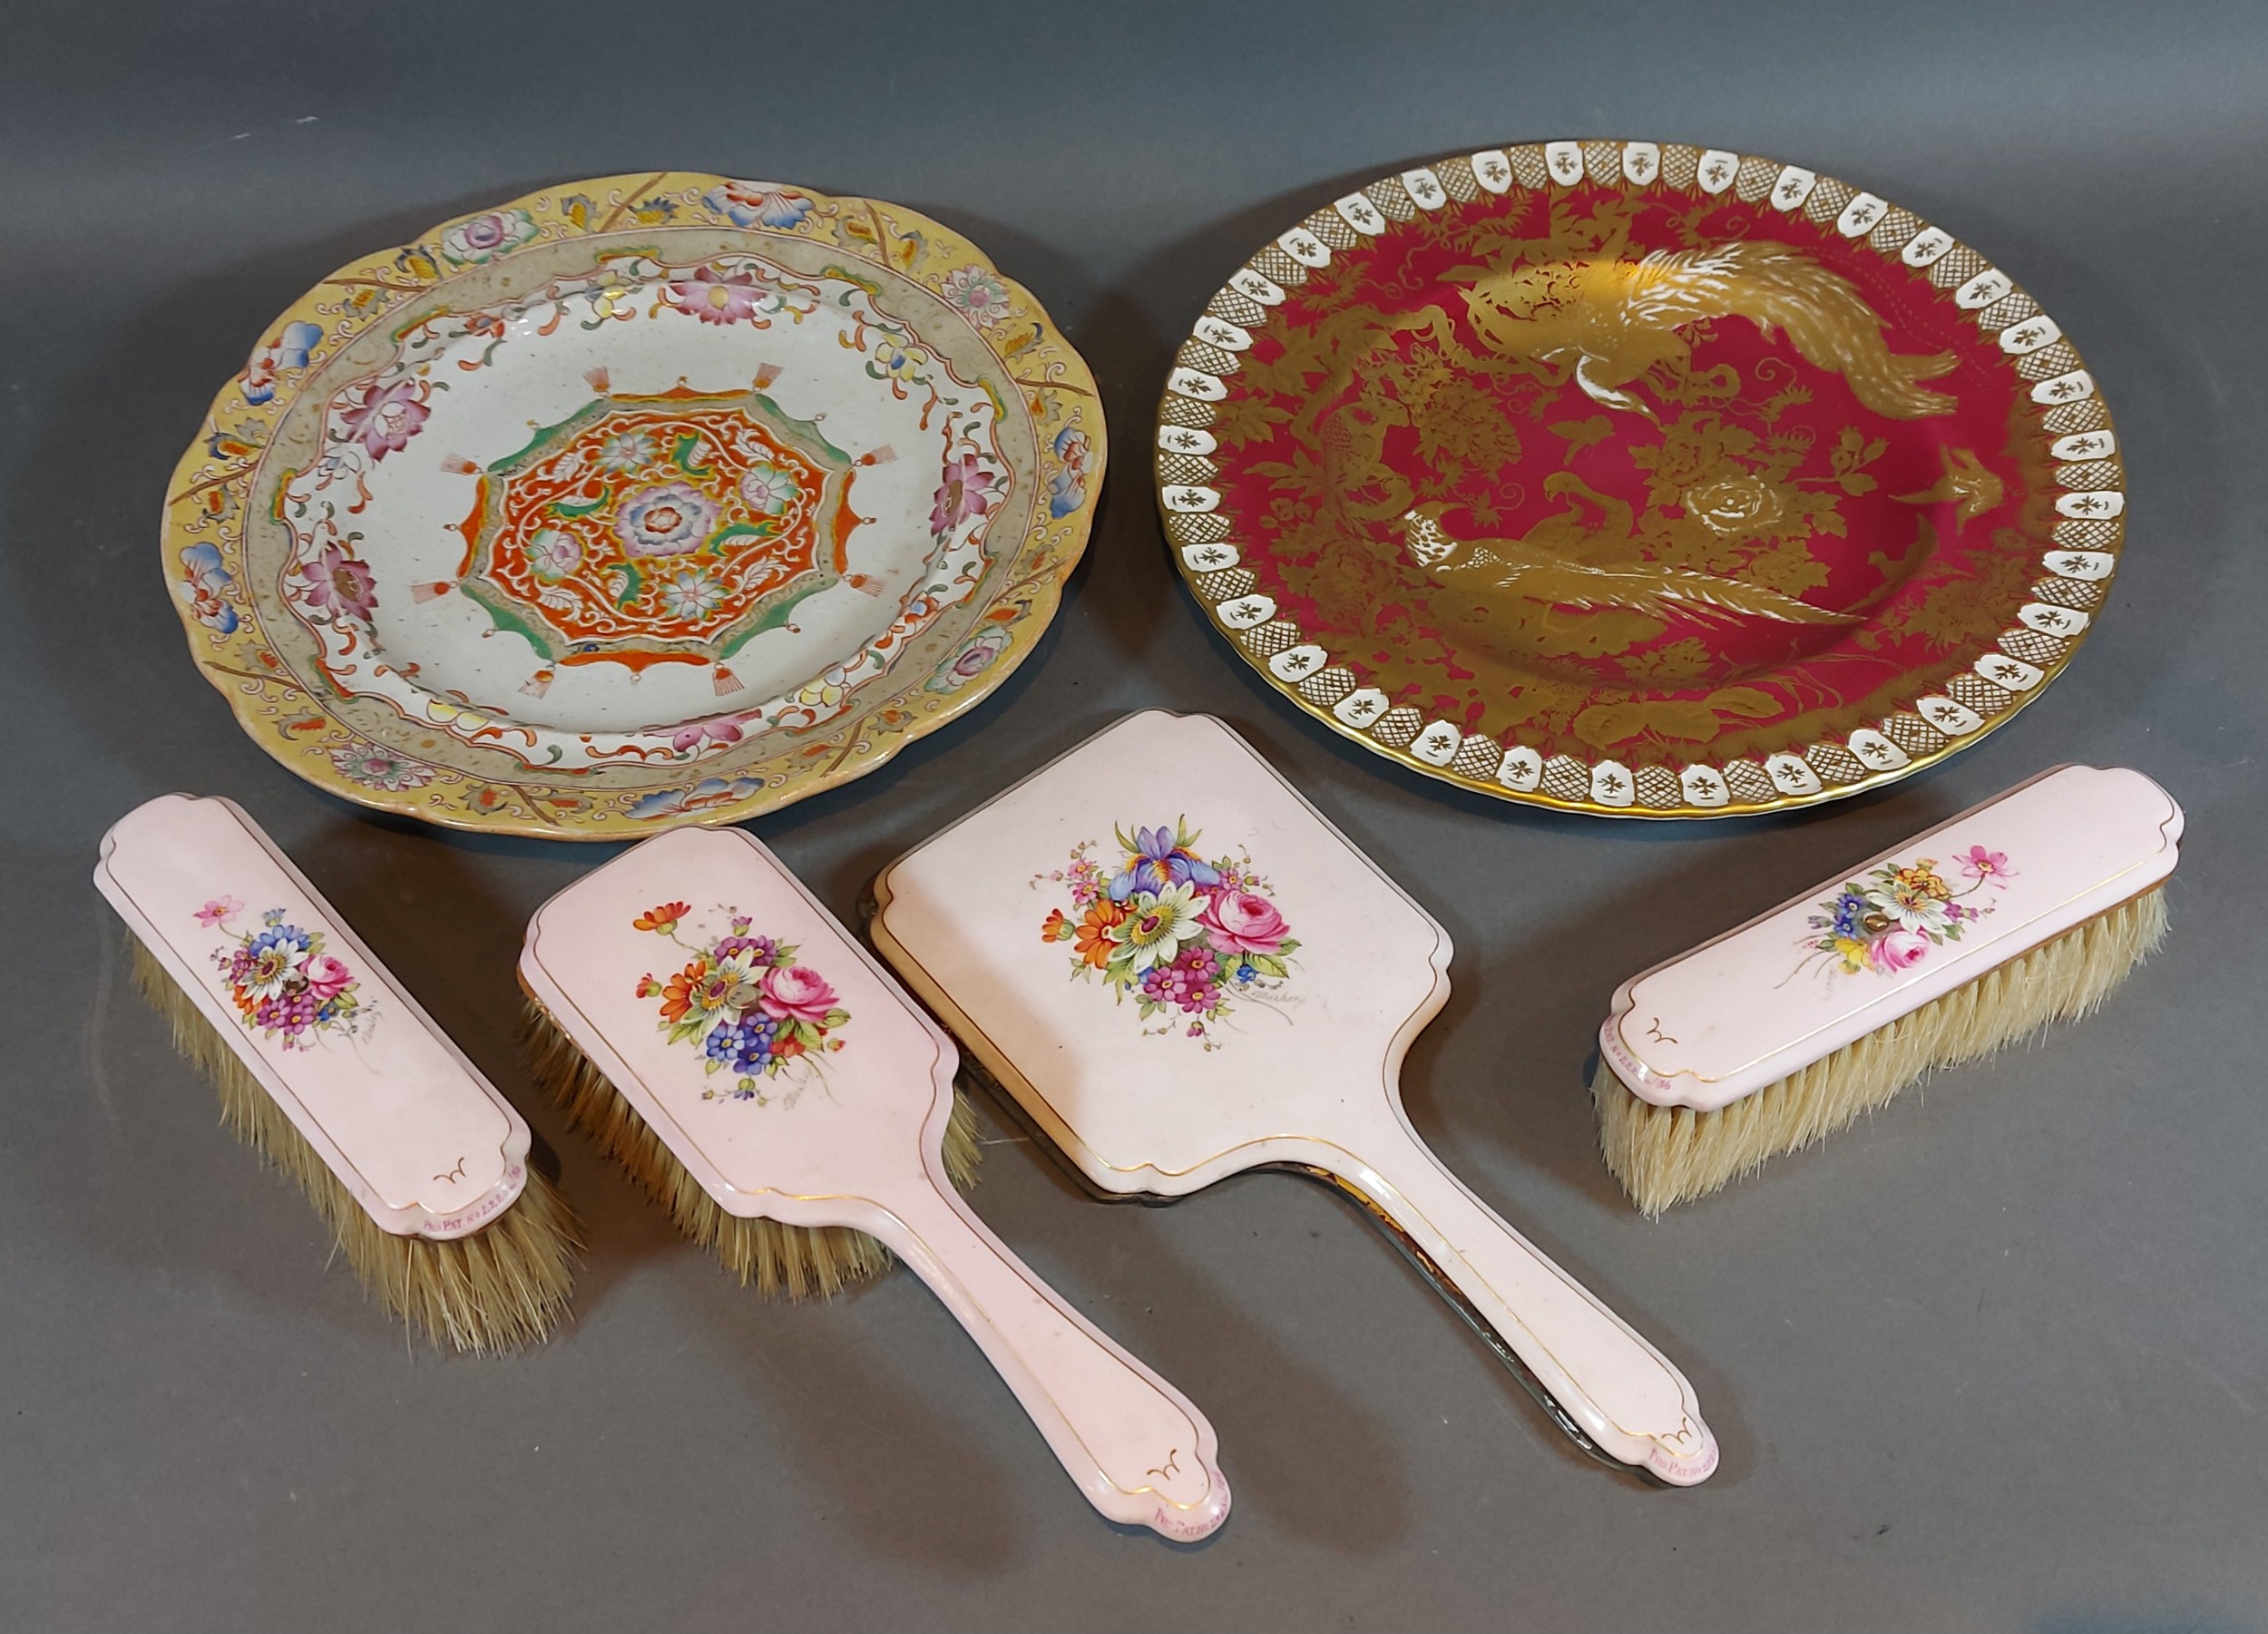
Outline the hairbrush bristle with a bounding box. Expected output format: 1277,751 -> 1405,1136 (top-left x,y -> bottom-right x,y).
131,937 -> 581,1352
523,997 -> 982,1298
1596,887 -> 2168,1216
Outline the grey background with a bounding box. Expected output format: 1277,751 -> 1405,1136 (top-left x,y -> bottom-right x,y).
4,3 -> 2263,1629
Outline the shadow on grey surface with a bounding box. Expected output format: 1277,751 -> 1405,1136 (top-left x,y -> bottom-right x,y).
978,1035 -> 1743,1512
54,817 -> 627,1353
61,869 -> 465,1350
2034,1615 -> 2259,1634
288,817 -> 660,1311
943,1085 -> 1418,1551
2,186 -> 561,814
696,1273 -> 1026,1578
1387,770 -> 1963,1215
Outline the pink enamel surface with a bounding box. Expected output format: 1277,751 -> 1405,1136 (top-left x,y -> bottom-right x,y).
519,825 -> 957,1208
519,825 -> 1231,1537
1604,765 -> 2184,1111
873,711 -> 1719,1482
874,710 -> 1453,1188
93,795 -> 527,1238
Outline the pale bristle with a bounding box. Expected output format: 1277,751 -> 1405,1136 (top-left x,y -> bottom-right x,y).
522,998 -> 982,1298
130,937 -> 581,1352
1596,888 -> 2169,1216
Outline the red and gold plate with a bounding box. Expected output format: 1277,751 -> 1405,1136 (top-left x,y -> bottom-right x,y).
1157,141 -> 2122,817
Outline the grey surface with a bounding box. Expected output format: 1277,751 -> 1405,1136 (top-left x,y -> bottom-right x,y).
4,3 -> 2264,1629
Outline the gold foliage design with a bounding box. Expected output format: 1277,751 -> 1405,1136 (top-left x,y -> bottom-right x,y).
1213,188 -> 2044,763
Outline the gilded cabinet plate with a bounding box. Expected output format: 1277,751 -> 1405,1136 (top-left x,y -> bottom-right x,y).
164,174 -> 1101,837
1157,142 -> 2121,817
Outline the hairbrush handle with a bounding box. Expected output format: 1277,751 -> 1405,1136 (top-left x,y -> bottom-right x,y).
871,1177 -> 1230,1540
1327,1123 -> 1717,1485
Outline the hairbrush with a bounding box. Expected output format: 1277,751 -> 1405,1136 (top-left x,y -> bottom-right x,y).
870,710 -> 1717,1486
1593,765 -> 2181,1214
518,825 -> 1230,1540
94,794 -> 579,1353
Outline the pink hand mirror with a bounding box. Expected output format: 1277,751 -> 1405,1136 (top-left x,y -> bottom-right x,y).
871,710 -> 1717,1484
521,825 -> 1228,1538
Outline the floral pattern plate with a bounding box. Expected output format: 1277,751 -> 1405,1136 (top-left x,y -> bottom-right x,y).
164,174 -> 1102,837
1156,141 -> 2124,817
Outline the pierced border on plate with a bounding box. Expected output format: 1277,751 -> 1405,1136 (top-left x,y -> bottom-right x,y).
1157,139 -> 2123,819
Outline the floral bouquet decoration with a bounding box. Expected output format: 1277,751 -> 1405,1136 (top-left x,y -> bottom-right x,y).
632,902 -> 850,1103
1038,821 -> 1299,1047
1796,845 -> 2015,979
201,898 -> 367,1050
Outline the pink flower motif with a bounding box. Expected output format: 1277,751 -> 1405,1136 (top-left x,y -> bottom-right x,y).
1199,889 -> 1289,955
443,212 -> 521,259
303,955 -> 355,1002
1958,846 -> 2016,889
338,379 -> 429,459
1867,930 -> 1932,973
929,453 -> 1000,537
759,964 -> 840,1023
952,630 -> 1006,679
670,715 -> 746,753
614,481 -> 719,559
194,896 -> 242,928
300,543 -> 378,621
668,265 -> 769,326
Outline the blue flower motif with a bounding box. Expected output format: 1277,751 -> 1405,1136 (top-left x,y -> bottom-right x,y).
1829,888 -> 1869,939
249,923 -> 311,960
705,1013 -> 778,1075
1047,467 -> 1083,519
1108,825 -> 1222,901
705,183 -> 816,230
757,194 -> 813,228
180,543 -> 239,634
1048,426 -> 1090,519
241,321 -> 323,404
627,777 -> 764,820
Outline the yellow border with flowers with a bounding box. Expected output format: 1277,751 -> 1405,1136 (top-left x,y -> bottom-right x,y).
161,172 -> 1102,839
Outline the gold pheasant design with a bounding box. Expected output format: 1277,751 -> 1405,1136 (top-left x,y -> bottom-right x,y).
1893,445 -> 2004,526
1403,483 -> 1857,628
1459,241 -> 1959,420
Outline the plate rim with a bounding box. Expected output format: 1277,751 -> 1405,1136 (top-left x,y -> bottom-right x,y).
161,171 -> 1104,838
1154,139 -> 2123,819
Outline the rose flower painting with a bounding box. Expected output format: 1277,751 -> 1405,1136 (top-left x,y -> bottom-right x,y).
202,900 -> 368,1051
631,902 -> 850,1104
1795,845 -> 2014,980
1037,821 -> 1300,1048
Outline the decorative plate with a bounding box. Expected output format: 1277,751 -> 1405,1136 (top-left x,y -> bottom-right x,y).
164,173 -> 1101,837
1157,141 -> 2123,817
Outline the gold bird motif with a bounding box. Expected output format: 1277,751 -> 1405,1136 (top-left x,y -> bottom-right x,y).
1403,484 -> 1857,628
1459,241 -> 1959,420
1893,445 -> 2004,526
